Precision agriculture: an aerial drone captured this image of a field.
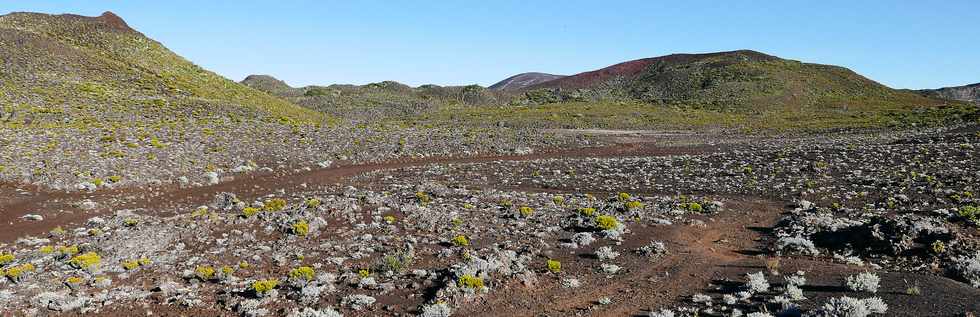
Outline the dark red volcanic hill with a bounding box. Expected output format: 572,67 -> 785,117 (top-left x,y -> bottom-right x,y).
526,50 -> 777,90
94,11 -> 133,31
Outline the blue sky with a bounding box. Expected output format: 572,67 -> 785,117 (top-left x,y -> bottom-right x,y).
2,1 -> 978,89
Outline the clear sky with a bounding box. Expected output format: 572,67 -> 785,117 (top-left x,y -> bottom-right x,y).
2,1 -> 978,89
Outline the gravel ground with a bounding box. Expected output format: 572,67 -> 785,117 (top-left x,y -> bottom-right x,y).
0,125 -> 978,316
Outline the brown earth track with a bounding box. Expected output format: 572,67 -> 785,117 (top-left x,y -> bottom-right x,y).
454,197 -> 980,317
0,142 -> 720,243
455,198 -> 784,317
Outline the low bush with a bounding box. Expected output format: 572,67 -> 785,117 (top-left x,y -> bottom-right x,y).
195,265 -> 216,281
252,279 -> 279,295
289,266 -> 315,282
845,272 -> 880,293
595,215 -> 620,231
519,206 -> 534,217
292,220 -> 310,236
69,252 -> 101,270
457,274 -> 484,289
547,259 -> 561,273
263,198 -> 287,212
451,235 -> 469,247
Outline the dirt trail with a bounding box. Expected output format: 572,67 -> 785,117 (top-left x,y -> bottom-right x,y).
456,198 -> 784,316
0,142 -> 719,243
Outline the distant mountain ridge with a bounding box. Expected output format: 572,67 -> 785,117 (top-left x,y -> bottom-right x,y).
527,50 -> 778,91
511,50 -> 946,114
918,83 -> 980,104
240,75 -> 508,121
488,72 -> 565,91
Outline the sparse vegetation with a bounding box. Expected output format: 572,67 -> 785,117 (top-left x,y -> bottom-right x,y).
0,9 -> 976,317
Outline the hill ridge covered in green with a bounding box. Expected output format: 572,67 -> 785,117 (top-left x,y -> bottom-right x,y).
0,11 -> 321,129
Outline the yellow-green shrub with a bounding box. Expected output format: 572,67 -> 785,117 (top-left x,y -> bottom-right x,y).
58,245 -> 80,257
547,259 -> 561,273
195,265 -> 216,280
190,207 -> 209,218
451,235 -> 469,247
596,215 -> 620,231
69,252 -> 101,270
0,252 -> 14,266
680,202 -> 704,212
121,259 -> 140,270
553,196 -> 565,205
519,206 -> 534,217
242,207 -> 259,218
292,220 -> 309,236
415,191 -> 431,204
5,263 -> 35,280
617,192 -> 631,201
457,274 -> 484,289
289,266 -> 315,281
252,279 -> 279,294
64,276 -> 84,287
263,198 -> 287,212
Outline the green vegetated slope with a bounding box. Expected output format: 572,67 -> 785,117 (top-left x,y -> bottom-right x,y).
0,11 -> 321,129
242,75 -> 512,122
478,50 -> 977,131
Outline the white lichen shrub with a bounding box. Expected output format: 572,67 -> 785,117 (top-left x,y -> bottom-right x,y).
815,296 -> 888,317
745,272 -> 770,293
785,271 -> 807,287
785,284 -> 806,301
287,307 -> 343,317
817,297 -> 868,317
341,294 -> 376,310
571,232 -> 596,247
561,278 -> 581,288
862,297 -> 888,314
637,241 -> 668,256
420,302 -> 452,317
722,294 -> 737,305
647,308 -> 675,317
596,246 -> 620,260
746,312 -> 774,317
235,299 -> 268,317
775,236 -> 820,256
691,293 -> 712,305
845,272 -> 881,293
953,252 -> 980,287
